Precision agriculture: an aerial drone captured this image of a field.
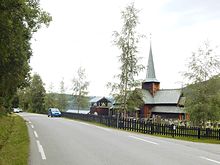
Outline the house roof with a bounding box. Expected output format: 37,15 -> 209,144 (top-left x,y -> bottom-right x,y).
141,89 -> 182,104
152,106 -> 185,113
89,97 -> 112,103
89,97 -> 102,103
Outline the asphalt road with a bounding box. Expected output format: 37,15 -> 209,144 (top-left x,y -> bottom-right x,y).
19,112 -> 220,165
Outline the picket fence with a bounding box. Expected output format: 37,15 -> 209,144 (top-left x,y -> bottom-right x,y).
61,112 -> 220,140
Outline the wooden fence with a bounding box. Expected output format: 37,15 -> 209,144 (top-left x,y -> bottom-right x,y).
61,112 -> 220,140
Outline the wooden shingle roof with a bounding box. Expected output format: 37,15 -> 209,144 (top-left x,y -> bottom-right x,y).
151,106 -> 185,113
141,89 -> 182,105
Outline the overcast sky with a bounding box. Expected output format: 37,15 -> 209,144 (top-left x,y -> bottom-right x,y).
30,0 -> 220,96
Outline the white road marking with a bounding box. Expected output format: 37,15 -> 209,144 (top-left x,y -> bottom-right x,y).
31,125 -> 34,129
200,156 -> 220,164
36,140 -> 46,160
29,121 -> 32,124
129,135 -> 159,145
34,131 -> 39,138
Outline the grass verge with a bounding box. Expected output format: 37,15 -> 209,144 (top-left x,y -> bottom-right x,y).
64,117 -> 220,144
0,114 -> 29,165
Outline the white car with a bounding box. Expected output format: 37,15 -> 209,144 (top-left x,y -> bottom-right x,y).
13,108 -> 22,113
13,108 -> 20,113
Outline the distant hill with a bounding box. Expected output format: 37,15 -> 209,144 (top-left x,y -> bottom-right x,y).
65,94 -> 94,110
47,93 -> 96,110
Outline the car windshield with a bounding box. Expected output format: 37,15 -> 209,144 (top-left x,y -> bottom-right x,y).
51,109 -> 60,112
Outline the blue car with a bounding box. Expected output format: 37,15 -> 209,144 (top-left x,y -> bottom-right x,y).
48,108 -> 62,117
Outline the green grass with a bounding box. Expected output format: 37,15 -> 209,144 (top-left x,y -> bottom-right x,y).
0,114 -> 29,165
146,133 -> 220,144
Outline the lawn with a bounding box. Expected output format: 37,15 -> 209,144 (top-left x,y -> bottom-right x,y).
0,114 -> 29,165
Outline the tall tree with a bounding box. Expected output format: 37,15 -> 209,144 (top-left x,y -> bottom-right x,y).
44,83 -> 57,111
72,67 -> 89,113
183,41 -> 220,125
0,0 -> 52,113
29,74 -> 46,113
17,87 -> 31,112
58,78 -> 68,111
108,3 -> 144,117
184,41 -> 220,83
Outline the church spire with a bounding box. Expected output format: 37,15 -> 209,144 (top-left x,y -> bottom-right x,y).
145,39 -> 159,82
142,35 -> 160,95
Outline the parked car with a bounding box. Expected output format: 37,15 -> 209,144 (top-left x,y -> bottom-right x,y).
13,108 -> 20,113
48,108 -> 62,117
13,108 -> 22,113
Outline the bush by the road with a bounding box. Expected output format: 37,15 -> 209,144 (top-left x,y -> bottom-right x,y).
0,115 -> 29,165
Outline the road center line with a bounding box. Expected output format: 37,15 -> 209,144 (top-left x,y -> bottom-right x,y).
36,140 -> 46,160
31,125 -> 34,129
129,135 -> 159,145
200,156 -> 220,164
34,131 -> 39,138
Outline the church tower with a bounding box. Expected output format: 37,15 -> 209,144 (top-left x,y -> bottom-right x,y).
142,42 -> 160,96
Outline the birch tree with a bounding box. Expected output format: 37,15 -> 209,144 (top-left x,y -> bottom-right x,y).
72,67 -> 89,113
108,3 -> 144,117
58,78 -> 68,111
183,41 -> 220,125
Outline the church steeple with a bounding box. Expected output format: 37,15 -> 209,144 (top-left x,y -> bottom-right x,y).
142,38 -> 160,96
145,42 -> 159,83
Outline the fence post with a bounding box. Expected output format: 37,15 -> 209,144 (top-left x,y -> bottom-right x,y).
218,129 -> 220,140
99,116 -> 102,124
151,123 -> 154,134
198,127 -> 201,139
116,112 -> 119,129
172,124 -> 176,138
122,118 -> 125,129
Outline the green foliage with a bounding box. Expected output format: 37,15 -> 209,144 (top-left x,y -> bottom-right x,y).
184,77 -> 220,125
17,87 -> 31,112
44,93 -> 58,111
33,92 -> 90,111
65,94 -> 90,110
127,89 -> 144,112
184,41 -> 220,125
11,94 -> 19,108
72,67 -> 89,112
44,83 -> 58,111
184,41 -> 220,83
108,3 -> 144,115
29,74 -> 46,113
73,95 -> 89,110
0,0 -> 52,114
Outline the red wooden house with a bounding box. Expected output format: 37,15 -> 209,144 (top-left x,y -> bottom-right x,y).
89,97 -> 112,116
